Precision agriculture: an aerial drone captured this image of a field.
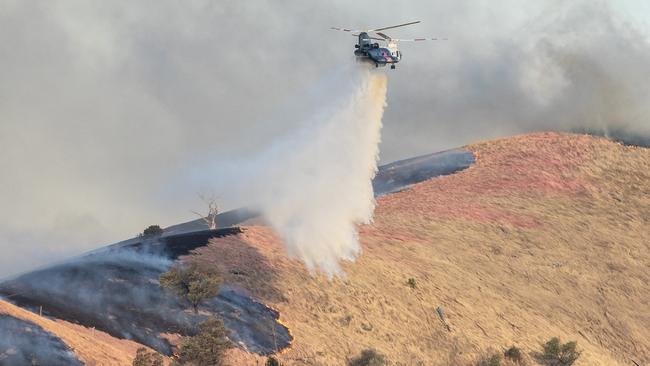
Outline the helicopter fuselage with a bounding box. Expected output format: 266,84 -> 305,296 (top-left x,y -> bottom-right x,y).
355,32 -> 401,68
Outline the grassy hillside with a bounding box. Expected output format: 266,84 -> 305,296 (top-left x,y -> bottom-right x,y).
2,132 -> 647,365
186,132 -> 650,365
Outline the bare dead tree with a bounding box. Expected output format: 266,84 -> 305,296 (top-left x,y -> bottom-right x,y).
192,193 -> 219,230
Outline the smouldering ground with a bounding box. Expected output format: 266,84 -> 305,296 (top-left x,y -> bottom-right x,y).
0,299 -> 167,365
188,132 -> 650,366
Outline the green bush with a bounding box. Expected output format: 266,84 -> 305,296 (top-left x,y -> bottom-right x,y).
348,349 -> 387,366
133,348 -> 163,366
266,356 -> 282,366
143,225 -> 164,237
176,317 -> 230,366
540,337 -> 581,366
160,262 -> 222,313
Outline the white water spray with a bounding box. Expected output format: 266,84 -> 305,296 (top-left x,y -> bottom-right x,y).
228,68 -> 388,275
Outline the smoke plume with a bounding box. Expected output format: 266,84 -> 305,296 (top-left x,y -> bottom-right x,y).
1,0 -> 650,277
213,67 -> 387,274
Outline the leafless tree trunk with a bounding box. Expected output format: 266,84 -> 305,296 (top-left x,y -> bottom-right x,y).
192,193 -> 219,230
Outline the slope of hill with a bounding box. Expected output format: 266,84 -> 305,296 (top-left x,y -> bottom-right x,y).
1,132 -> 647,365
0,147 -> 474,365
184,132 -> 650,365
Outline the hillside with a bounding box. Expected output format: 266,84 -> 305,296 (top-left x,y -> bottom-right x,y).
1,132 -> 648,366
184,132 -> 650,365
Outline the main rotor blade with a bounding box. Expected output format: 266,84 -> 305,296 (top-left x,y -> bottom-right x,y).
375,32 -> 392,40
368,20 -> 421,33
330,26 -> 361,33
392,37 -> 448,42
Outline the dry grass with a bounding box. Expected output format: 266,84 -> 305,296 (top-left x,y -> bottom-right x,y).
7,132 -> 644,366
0,299 -> 168,365
187,132 -> 650,366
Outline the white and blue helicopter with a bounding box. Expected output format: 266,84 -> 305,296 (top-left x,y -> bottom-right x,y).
330,21 -> 444,69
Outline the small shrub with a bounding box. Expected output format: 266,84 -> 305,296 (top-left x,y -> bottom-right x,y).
266,356 -> 282,366
348,349 -> 387,366
406,278 -> 417,289
504,346 -> 523,363
540,337 -> 581,366
176,317 -> 230,366
143,225 -> 163,237
133,347 -> 163,366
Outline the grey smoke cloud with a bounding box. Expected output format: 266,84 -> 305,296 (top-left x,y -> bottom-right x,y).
202,67 -> 387,275
0,0 -> 649,277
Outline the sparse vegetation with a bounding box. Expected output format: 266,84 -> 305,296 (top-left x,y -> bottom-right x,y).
132,348 -> 163,366
478,353 -> 502,366
348,349 -> 387,366
159,262 -> 222,313
538,337 -> 581,366
266,356 -> 282,366
175,317 -> 230,366
142,225 -> 164,237
504,346 -> 523,364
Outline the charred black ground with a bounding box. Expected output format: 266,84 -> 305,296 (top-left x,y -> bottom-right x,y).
0,229 -> 291,356
0,315 -> 82,366
373,149 -> 475,195
115,227 -> 244,259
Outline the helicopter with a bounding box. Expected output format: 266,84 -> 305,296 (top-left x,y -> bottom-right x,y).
330,21 -> 443,69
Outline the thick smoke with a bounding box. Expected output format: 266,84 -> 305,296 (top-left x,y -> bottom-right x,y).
211,68 -> 387,274
383,1 -> 650,159
1,1 -> 650,277
517,3 -> 650,145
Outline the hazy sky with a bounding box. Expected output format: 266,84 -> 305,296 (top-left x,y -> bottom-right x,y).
1,0 -> 649,277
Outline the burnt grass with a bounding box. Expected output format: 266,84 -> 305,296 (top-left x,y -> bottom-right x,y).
373,149 -> 475,195
122,227 -> 245,259
0,315 -> 83,366
0,228 -> 291,356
